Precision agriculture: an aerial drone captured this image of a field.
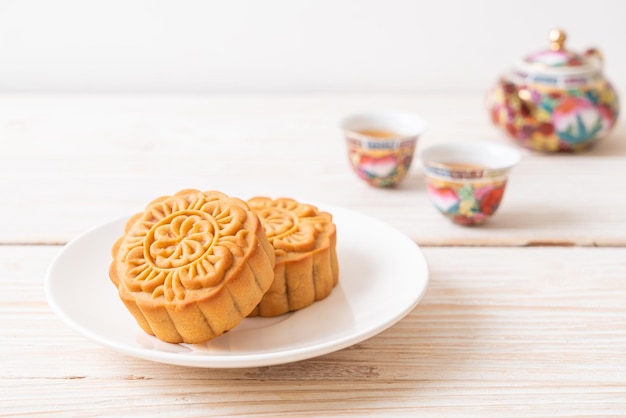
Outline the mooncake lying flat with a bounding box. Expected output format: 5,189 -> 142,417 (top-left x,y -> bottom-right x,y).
246,197 -> 339,317
109,189 -> 275,344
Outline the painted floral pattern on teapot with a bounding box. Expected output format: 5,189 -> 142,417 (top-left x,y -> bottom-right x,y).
487,29 -> 619,152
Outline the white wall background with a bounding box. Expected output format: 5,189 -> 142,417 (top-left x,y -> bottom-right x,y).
1,0 -> 625,94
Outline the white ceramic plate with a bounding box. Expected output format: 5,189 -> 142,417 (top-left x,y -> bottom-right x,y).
45,204 -> 429,368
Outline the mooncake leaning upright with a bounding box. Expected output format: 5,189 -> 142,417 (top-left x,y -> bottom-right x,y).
109,189 -> 275,344
246,197 -> 339,317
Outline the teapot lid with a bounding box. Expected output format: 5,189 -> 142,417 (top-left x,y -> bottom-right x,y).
516,29 -> 601,75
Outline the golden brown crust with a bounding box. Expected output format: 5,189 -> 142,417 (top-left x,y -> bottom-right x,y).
247,197 -> 339,317
109,189 -> 275,344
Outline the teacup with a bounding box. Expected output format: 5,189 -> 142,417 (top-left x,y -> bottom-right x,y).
341,111 -> 426,187
420,142 -> 520,226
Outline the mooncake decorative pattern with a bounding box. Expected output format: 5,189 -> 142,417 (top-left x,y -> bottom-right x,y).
109,189 -> 275,344
247,197 -> 339,317
122,196 -> 247,301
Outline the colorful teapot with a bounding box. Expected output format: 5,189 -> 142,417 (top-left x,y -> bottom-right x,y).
487,29 -> 619,152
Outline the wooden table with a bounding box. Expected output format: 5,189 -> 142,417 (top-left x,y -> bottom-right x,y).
2,94 -> 625,416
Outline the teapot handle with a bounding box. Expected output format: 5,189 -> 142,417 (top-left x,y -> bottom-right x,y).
583,48 -> 603,65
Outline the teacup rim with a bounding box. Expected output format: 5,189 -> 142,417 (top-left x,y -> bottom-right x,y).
341,110 -> 427,140
420,141 -> 521,172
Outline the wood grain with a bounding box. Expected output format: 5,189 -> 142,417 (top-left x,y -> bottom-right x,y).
2,246 -> 625,416
2,93 -> 625,416
1,94 -> 625,246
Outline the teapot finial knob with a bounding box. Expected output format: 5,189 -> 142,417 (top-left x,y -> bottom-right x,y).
549,28 -> 566,51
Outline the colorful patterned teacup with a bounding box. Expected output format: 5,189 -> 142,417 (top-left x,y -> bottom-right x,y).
420,142 -> 520,226
341,111 -> 426,187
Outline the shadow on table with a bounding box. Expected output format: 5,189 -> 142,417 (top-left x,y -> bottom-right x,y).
483,207 -> 582,232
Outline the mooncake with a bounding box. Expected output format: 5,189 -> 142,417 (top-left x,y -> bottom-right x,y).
246,197 -> 339,317
109,189 -> 275,344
